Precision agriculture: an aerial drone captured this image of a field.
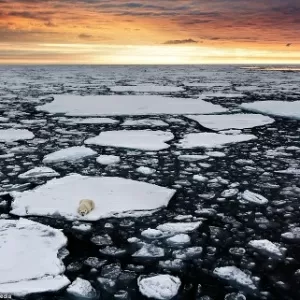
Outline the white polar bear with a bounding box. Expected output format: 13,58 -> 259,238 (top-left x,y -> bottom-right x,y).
77,199 -> 95,216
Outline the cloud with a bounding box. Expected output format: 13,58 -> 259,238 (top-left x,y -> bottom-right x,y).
78,33 -> 92,40
163,38 -> 198,45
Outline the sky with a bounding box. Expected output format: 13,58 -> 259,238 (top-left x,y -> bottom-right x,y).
0,0 -> 299,64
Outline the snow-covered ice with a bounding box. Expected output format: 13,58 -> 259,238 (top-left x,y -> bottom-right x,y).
138,275 -> 181,300
67,117 -> 119,124
248,239 -> 284,259
281,227 -> 300,241
18,167 -> 60,179
43,146 -> 97,164
132,244 -> 165,258
85,130 -> 174,151
166,234 -> 191,246
178,133 -> 257,149
157,221 -> 201,233
241,190 -> 269,205
136,166 -> 156,175
0,219 -> 69,297
66,278 -> 97,299
96,155 -> 121,165
110,84 -> 184,93
141,228 -> 164,239
0,129 -> 34,142
37,95 -> 228,116
240,100 -> 300,120
10,174 -> 176,221
185,114 -> 274,131
213,266 -> 257,291
122,118 -> 169,127
178,154 -> 209,162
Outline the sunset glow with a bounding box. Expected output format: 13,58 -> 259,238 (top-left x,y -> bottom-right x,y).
1,0 -> 299,64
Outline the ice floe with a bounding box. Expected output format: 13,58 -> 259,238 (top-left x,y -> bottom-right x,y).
110,84 -> 184,93
178,154 -> 209,162
166,234 -> 191,246
281,227 -> 300,241
0,219 -> 69,297
43,146 -> 97,164
156,221 -> 201,234
240,100 -> 300,120
66,278 -> 97,299
213,266 -> 257,291
178,133 -> 257,149
132,244 -> 165,258
122,118 -> 169,127
248,239 -> 284,259
10,174 -> 176,221
96,155 -> 121,165
37,95 -> 227,116
185,114 -> 274,131
138,275 -> 181,300
136,166 -> 156,175
67,117 -> 119,124
241,190 -> 268,205
0,129 -> 34,142
18,166 -> 60,179
85,130 -> 174,151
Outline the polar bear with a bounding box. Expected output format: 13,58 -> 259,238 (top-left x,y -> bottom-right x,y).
77,199 -> 95,216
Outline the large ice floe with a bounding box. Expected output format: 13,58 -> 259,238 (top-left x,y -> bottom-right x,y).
178,132 -> 257,149
138,274 -> 181,300
0,129 -> 34,142
85,130 -> 174,151
110,84 -> 184,93
248,239 -> 284,259
185,113 -> 274,131
240,100 -> 300,120
36,95 -> 227,116
43,146 -> 97,164
0,219 -> 69,297
10,174 -> 176,221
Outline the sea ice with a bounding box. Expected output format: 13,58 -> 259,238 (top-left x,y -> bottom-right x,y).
0,129 -> 34,142
178,133 -> 256,149
213,266 -> 257,291
178,154 -> 209,161
85,130 -> 174,151
66,278 -> 97,299
172,247 -> 203,260
67,117 -> 119,124
185,114 -> 274,131
132,244 -> 165,258
141,228 -> 164,239
122,118 -> 169,127
240,100 -> 300,120
96,155 -> 121,165
281,227 -> 300,241
37,95 -> 227,116
241,190 -> 269,205
136,166 -> 156,175
10,174 -> 176,221
166,234 -> 191,246
138,275 -> 181,300
110,84 -> 184,93
0,219 -> 69,297
18,166 -> 60,179
248,239 -> 284,259
43,146 -> 97,164
157,221 -> 201,233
